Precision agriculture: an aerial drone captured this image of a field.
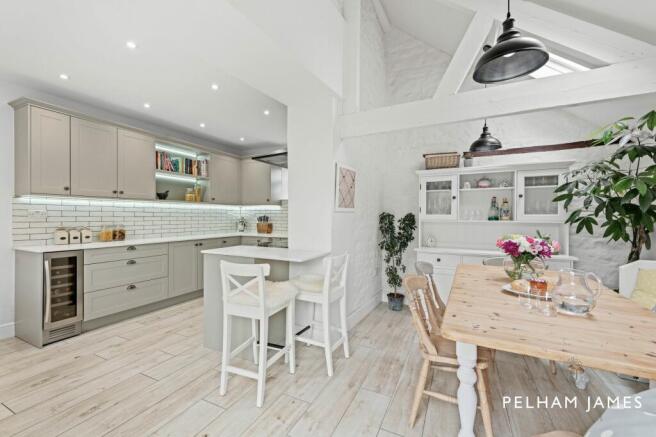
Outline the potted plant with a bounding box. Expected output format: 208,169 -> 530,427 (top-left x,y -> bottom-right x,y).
553,110 -> 656,262
379,212 -> 417,310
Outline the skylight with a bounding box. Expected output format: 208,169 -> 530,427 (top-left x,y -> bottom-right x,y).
529,53 -> 589,79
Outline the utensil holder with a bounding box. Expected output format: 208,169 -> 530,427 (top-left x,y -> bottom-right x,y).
256,223 -> 273,234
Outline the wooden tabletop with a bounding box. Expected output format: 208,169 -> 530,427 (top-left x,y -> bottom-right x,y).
441,264 -> 656,380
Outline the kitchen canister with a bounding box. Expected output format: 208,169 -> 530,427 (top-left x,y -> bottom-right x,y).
54,228 -> 69,245
80,228 -> 93,243
68,229 -> 81,244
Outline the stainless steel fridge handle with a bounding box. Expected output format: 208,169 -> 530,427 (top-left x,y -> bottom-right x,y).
44,260 -> 51,325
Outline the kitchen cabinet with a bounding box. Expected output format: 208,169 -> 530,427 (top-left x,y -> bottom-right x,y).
270,166 -> 288,201
71,117 -> 118,197
241,159 -> 273,205
84,278 -> 168,321
516,169 -> 567,222
117,129 -> 156,199
419,175 -> 458,221
207,154 -> 241,204
16,106 -> 71,196
168,241 -> 199,297
170,237 -> 240,297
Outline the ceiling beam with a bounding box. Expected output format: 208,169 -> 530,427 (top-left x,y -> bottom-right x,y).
432,0 -> 656,64
433,11 -> 494,98
339,57 -> 656,138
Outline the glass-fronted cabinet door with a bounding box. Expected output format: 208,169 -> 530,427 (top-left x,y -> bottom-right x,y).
420,175 -> 458,220
516,170 -> 567,222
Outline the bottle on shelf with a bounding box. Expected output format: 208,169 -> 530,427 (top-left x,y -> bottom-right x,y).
488,196 -> 500,221
500,197 -> 512,221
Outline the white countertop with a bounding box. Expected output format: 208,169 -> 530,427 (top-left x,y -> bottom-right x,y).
416,247 -> 578,261
13,232 -> 288,253
202,245 -> 328,263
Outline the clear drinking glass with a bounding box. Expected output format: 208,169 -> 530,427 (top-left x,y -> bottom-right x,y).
517,280 -> 533,309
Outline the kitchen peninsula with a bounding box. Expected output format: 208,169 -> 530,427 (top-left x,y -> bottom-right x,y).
202,245 -> 328,351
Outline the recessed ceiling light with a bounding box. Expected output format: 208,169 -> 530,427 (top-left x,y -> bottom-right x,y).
211,83 -> 219,91
263,109 -> 270,116
199,123 -> 206,128
239,137 -> 245,142
126,41 -> 137,50
143,102 -> 151,109
59,73 -> 69,80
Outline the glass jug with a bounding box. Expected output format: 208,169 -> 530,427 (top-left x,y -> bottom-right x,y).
551,268 -> 603,316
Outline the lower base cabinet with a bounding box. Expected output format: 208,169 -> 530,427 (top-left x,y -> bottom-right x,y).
84,278 -> 168,321
169,237 -> 241,298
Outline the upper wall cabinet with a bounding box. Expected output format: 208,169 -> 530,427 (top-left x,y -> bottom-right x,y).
206,154 -> 241,204
71,117 -> 118,197
270,167 -> 288,202
15,106 -> 71,196
241,159 -> 273,205
117,129 -> 155,200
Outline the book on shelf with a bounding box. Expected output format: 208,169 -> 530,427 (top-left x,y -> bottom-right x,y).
155,151 -> 208,177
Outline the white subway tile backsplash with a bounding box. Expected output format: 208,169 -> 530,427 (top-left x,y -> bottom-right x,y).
12,197 -> 288,246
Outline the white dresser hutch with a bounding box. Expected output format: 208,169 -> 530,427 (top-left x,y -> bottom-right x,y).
416,160 -> 577,297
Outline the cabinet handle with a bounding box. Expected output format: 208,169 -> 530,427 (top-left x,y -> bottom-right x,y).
63,186 -> 70,191
198,242 -> 203,246
126,259 -> 136,265
518,194 -> 524,199
126,284 -> 137,290
119,190 -> 124,195
436,258 -> 441,262
222,240 -> 227,243
452,195 -> 456,200
211,197 -> 216,201
127,246 -> 136,251
194,243 -> 198,247
112,190 -> 118,194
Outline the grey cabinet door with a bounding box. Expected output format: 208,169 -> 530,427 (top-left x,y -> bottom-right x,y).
29,107 -> 71,195
196,239 -> 222,288
118,129 -> 156,200
169,241 -> 199,297
71,117 -> 118,197
240,159 -> 272,205
207,154 -> 241,204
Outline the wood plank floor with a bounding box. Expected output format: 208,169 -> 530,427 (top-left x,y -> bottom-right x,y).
0,299 -> 643,436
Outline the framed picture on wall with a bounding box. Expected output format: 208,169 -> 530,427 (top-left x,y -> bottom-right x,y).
335,163 -> 356,212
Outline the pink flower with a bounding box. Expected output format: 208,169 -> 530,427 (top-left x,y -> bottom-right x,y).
552,240 -> 561,254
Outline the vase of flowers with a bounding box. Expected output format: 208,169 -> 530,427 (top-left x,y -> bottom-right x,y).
496,233 -> 560,280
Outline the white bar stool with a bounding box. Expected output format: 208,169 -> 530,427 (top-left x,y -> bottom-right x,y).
291,254 -> 350,376
219,260 -> 297,407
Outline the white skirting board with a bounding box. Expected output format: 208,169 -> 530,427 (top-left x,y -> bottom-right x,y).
0,322 -> 15,339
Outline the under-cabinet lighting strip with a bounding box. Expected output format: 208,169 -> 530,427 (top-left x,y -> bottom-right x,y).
155,172 -> 199,183
14,195 -> 281,210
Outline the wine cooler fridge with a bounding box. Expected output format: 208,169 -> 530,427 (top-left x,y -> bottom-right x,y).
15,250 -> 84,347
42,251 -> 83,344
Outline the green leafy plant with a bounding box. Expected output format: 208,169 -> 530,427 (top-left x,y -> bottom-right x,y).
379,212 -> 417,296
554,110 -> 656,262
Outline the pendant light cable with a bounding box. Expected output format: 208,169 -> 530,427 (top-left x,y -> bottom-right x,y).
507,0 -> 511,19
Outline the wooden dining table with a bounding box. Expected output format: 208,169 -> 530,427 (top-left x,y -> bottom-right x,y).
441,264 -> 656,437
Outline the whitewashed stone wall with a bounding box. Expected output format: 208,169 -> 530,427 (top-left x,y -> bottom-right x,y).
351,4 -> 653,292
384,27 -> 451,104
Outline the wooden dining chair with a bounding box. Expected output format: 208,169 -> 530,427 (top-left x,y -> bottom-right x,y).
404,275 -> 494,437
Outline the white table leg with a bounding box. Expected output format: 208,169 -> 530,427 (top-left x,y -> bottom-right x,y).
456,341 -> 478,437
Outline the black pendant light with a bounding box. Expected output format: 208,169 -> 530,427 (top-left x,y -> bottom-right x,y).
473,0 -> 549,83
469,121 -> 502,152
470,85 -> 502,152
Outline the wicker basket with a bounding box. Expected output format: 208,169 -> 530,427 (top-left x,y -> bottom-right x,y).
423,152 -> 460,169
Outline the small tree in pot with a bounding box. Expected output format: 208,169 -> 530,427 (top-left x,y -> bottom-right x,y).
379,212 -> 416,310
554,110 -> 656,262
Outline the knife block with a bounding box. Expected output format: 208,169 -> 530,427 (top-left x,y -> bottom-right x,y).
256,223 -> 273,234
